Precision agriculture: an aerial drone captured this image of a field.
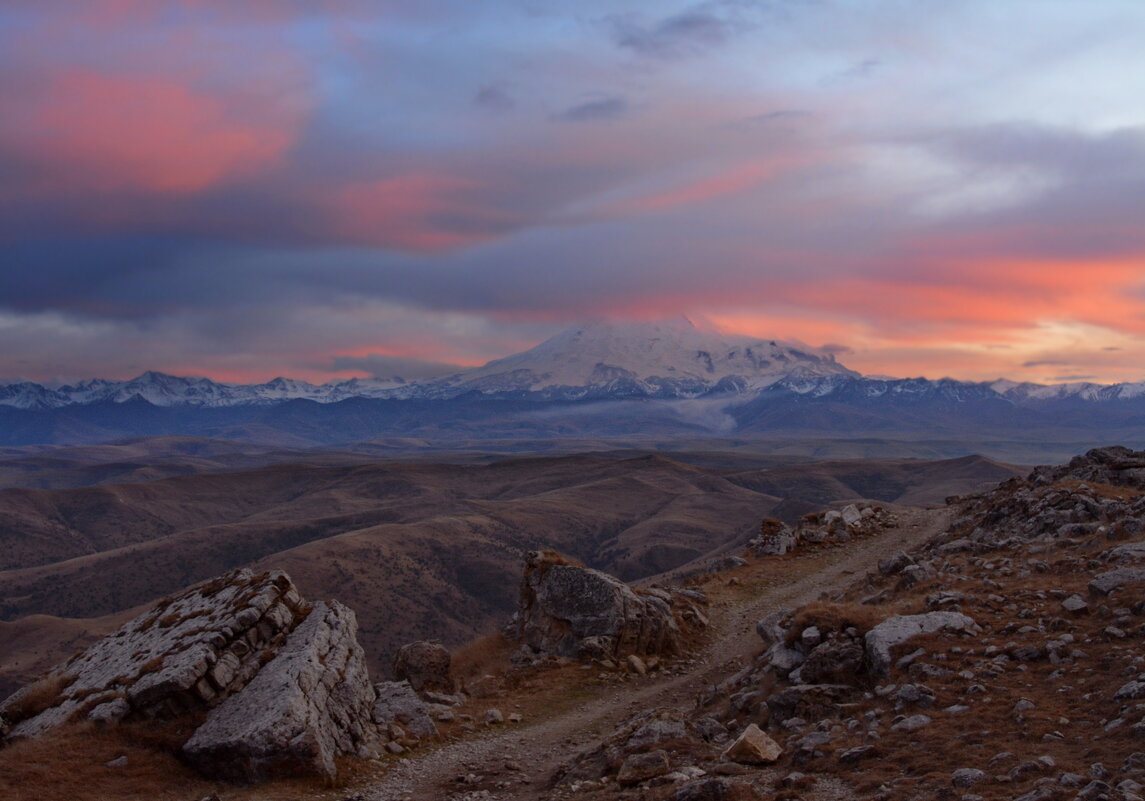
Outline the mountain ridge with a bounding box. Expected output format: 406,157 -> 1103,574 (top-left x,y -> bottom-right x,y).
2,319 -> 1144,453
4,318 -> 1142,410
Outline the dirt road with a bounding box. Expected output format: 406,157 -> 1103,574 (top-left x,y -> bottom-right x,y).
362,506 -> 951,801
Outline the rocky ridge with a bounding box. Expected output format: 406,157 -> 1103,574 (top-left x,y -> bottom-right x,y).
544,446 -> 1145,801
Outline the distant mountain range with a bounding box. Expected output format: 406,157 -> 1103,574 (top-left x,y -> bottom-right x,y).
2,318 -> 1144,448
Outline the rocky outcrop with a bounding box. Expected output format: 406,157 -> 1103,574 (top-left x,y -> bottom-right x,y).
749,504 -> 895,558
393,641 -> 452,693
1031,446 -> 1145,489
0,569 -> 307,740
864,612 -> 981,677
1,569 -> 394,785
512,550 -> 706,662
182,601 -> 378,782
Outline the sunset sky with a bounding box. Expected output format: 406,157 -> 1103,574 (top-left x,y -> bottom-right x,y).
2,0 -> 1144,386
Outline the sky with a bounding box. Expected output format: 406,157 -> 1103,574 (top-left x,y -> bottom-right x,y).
2,0 -> 1144,386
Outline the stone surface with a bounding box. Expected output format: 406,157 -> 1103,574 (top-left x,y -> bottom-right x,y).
800,634 -> 865,684
671,777 -> 763,800
617,749 -> 671,786
864,612 -> 981,677
1102,542 -> 1145,562
891,714 -> 932,731
841,504 -> 863,528
1115,681 -> 1145,702
372,680 -> 439,740
1,569 -> 307,740
766,684 -> 855,722
1089,568 -> 1145,596
182,601 -> 379,783
722,723 -> 782,764
1062,595 -> 1089,613
392,641 -> 453,694
514,550 -> 690,660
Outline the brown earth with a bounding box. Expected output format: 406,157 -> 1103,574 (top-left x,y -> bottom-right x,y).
355,506 -> 952,801
0,452 -> 1017,697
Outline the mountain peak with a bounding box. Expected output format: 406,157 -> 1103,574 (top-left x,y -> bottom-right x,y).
428,318 -> 857,397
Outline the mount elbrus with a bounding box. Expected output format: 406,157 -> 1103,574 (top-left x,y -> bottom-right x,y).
2,318 -> 1144,448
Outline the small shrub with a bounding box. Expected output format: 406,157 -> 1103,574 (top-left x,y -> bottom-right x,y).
785,601 -> 887,643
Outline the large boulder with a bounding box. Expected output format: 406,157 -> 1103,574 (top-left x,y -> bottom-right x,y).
514,550 -> 684,660
865,612 -> 981,677
393,641 -> 453,694
182,601 -> 379,782
0,569 -> 307,740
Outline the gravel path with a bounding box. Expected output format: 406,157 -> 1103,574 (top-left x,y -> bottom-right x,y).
362,506 -> 951,801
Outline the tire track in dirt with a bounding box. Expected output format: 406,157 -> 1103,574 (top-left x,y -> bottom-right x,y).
362,506 -> 952,801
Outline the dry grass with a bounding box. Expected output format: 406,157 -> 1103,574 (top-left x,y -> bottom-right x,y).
1,671 -> 77,725
0,716 -> 382,801
0,721 -> 210,801
1056,478 -> 1142,501
784,601 -> 889,642
451,632 -> 513,686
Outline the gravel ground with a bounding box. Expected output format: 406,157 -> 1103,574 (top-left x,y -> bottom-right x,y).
361,506 -> 952,801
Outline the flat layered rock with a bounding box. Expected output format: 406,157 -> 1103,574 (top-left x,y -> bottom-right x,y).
182,600 -> 379,782
1,569 -> 306,740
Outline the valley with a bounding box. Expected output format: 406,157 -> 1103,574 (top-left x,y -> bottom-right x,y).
6,445 -> 1145,801
0,443 -> 1019,701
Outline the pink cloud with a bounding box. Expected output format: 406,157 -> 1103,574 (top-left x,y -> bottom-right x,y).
330,173 -> 518,252
2,70 -> 295,196
608,155 -> 812,216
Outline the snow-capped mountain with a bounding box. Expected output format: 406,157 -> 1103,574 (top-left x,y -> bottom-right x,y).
417,317 -> 858,399
1,318 -> 1143,412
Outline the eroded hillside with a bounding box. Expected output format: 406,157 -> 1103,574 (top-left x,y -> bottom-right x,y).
0,452 -> 1016,698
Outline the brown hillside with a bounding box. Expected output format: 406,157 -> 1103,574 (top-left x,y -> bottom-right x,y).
0,451 -> 1021,695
